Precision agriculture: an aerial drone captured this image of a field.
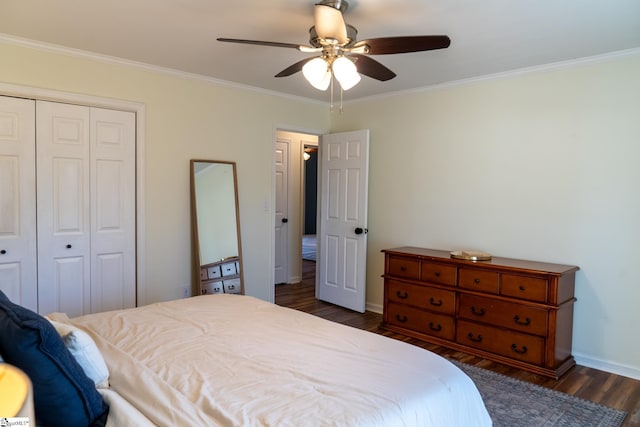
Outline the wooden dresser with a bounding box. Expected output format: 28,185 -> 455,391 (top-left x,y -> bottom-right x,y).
381,247 -> 579,378
199,257 -> 242,295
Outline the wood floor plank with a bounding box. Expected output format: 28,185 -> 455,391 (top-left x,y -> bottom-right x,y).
275,260 -> 640,427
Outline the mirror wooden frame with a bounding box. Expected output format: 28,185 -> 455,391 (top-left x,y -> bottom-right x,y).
190,159 -> 243,295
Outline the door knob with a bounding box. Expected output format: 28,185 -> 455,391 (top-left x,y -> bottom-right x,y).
354,227 -> 368,235
281,218 -> 288,223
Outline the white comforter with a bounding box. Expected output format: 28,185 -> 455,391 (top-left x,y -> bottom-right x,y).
63,294 -> 491,426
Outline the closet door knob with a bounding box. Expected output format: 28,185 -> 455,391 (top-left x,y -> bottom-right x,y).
0,249 -> 6,255
281,218 -> 288,223
66,244 -> 72,249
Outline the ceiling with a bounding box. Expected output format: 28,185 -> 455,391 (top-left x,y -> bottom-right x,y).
1,0 -> 639,102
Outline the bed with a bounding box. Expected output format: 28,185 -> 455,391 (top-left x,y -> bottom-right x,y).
2,292 -> 492,426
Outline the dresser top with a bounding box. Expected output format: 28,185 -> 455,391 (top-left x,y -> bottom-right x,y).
382,247 -> 579,275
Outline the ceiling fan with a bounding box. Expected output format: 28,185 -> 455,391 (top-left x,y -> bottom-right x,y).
217,0 -> 450,92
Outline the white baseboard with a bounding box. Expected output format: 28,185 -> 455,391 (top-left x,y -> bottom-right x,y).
366,302 -> 383,314
573,352 -> 640,380
363,302 -> 640,381
287,275 -> 301,285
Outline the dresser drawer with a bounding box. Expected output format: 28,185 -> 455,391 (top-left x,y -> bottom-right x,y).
458,268 -> 499,294
387,255 -> 420,280
386,302 -> 455,340
501,274 -> 548,303
386,280 -> 455,314
458,294 -> 548,336
420,261 -> 456,286
201,280 -> 224,295
456,320 -> 544,365
207,265 -> 222,279
223,278 -> 241,294
221,261 -> 237,276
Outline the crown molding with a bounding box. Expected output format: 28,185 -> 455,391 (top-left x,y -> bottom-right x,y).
0,33 -> 325,106
347,47 -> 640,105
2,33 -> 638,107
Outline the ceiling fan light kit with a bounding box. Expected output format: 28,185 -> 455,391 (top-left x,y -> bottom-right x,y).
217,0 -> 450,109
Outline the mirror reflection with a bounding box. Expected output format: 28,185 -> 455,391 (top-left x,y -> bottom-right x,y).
191,160 -> 243,295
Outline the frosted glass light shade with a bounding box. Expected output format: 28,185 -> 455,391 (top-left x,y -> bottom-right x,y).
332,56 -> 361,90
303,57 -> 331,91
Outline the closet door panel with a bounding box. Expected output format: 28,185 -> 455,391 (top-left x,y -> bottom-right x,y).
90,107 -> 136,312
37,101 -> 91,317
53,256 -> 86,316
0,96 -> 37,311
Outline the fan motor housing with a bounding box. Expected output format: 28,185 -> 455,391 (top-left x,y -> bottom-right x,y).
309,24 -> 357,48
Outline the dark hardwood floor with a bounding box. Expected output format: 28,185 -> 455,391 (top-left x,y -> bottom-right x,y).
275,260 -> 640,426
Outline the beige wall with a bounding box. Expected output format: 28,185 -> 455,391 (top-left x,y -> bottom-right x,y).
0,40 -> 329,304
332,53 -> 640,377
2,38 -> 639,378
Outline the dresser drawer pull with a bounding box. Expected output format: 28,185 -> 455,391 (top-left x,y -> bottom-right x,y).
395,314 -> 408,323
513,315 -> 531,326
429,322 -> 442,332
396,290 -> 409,299
467,332 -> 483,343
474,278 -> 481,284
470,306 -> 486,316
511,344 -> 528,354
519,285 -> 526,291
429,297 -> 443,307
434,272 -> 441,277
400,266 -> 407,272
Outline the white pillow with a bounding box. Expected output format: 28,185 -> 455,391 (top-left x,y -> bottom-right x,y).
48,320 -> 110,388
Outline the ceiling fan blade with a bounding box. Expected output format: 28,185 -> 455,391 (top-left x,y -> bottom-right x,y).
275,57 -> 316,78
314,4 -> 348,44
350,54 -> 396,81
217,38 -> 306,50
352,35 -> 451,55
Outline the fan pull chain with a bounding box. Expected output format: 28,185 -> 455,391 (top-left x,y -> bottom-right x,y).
330,76 -> 335,112
340,86 -> 344,113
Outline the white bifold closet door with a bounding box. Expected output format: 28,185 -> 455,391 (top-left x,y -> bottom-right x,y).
36,101 -> 136,317
0,95 -> 136,317
0,96 -> 38,311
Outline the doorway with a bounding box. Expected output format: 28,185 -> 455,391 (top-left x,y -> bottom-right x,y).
273,128 -> 370,312
274,130 -> 319,287
302,145 -> 318,263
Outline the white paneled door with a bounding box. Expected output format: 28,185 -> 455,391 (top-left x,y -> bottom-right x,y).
317,130 -> 369,313
274,140 -> 289,284
36,101 -> 91,317
0,96 -> 135,316
0,96 -> 37,311
90,107 -> 136,313
36,101 -> 136,317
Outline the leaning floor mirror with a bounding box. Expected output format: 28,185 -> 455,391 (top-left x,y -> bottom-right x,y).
190,160 -> 244,296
